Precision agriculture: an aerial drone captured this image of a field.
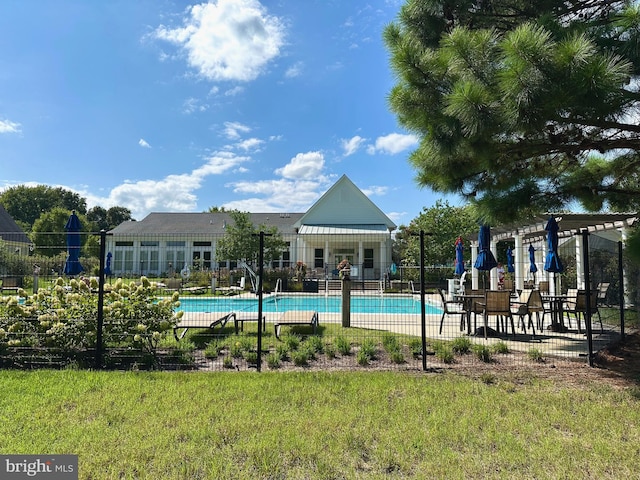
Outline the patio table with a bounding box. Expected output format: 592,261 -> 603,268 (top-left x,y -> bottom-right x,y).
542,294 -> 568,332
457,293 -> 484,335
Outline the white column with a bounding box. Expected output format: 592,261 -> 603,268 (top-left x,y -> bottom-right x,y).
471,241 -> 478,290
490,239 -> 498,290
379,240 -> 386,279
621,228 -> 631,306
514,233 -> 524,291
575,234 -> 584,289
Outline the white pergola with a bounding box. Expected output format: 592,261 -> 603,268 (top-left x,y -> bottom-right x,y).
468,213 -> 637,300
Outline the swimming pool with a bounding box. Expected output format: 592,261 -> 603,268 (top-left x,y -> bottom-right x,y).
177,295 -> 442,315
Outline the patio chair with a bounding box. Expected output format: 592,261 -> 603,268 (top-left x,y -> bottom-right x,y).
538,281 -> 549,295
437,289 -> 465,335
481,290 -> 516,338
566,290 -> 603,334
513,289 -> 544,335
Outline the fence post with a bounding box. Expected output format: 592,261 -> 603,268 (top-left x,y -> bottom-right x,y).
581,230 -> 594,367
96,229 -> 107,369
341,275 -> 351,327
419,230 -> 427,371
618,241 -> 625,340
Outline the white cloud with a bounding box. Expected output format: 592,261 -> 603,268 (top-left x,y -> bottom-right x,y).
183,97 -> 209,114
236,138 -> 264,151
85,151 -> 250,219
138,138 -> 151,148
275,151 -> 324,179
0,119 -> 21,134
224,178 -> 327,212
285,61 -> 303,78
224,86 -> 244,96
368,133 -> 419,155
341,135 -> 366,156
361,185 -> 388,197
223,121 -> 251,139
153,0 -> 285,82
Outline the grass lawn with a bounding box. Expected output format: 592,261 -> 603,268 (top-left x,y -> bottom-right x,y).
1,369 -> 639,479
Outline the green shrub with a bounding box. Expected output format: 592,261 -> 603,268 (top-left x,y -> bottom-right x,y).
389,350 -> 405,364
527,348 -> 544,363
266,353 -> 281,369
324,342 -> 336,359
291,349 -> 309,366
492,341 -> 510,354
359,339 -> 377,360
451,337 -> 472,354
435,345 -> 455,364
307,335 -> 324,354
473,344 -> 493,363
243,350 -> 258,365
275,343 -> 289,361
204,341 -> 223,359
229,342 -> 244,358
356,349 -> 370,366
223,356 -> 234,369
408,338 -> 423,357
283,334 -> 300,351
382,333 -> 400,353
335,336 -> 351,356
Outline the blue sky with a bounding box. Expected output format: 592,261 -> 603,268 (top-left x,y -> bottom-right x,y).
0,0 -> 456,226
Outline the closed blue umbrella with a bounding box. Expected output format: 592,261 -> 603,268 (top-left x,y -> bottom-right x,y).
528,244 -> 538,283
105,252 -> 112,276
544,216 -> 563,273
474,225 -> 497,271
506,247 -> 515,273
63,211 -> 84,276
454,236 -> 465,276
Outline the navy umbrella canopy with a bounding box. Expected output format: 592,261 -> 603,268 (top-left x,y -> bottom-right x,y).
454,236 -> 465,276
544,216 -> 564,273
105,252 -> 112,276
506,247 -> 515,273
63,211 -> 84,276
474,225 -> 497,271
528,244 -> 538,282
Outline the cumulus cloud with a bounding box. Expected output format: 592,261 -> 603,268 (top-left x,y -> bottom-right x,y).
223,121 -> 251,139
0,119 -> 21,134
367,133 -> 419,155
275,151 -> 324,179
341,135 -> 366,156
153,0 -> 285,82
138,138 -> 151,148
224,86 -> 245,96
236,138 -> 264,151
224,178 -> 327,212
86,151 -> 251,219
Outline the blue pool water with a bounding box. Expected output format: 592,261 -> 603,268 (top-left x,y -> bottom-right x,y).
177,295 -> 442,315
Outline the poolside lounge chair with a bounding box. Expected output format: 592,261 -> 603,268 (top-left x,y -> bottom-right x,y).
274,311 -> 319,339
173,312 -> 234,341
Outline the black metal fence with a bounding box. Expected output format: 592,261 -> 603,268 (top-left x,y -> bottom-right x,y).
0,229 -> 633,371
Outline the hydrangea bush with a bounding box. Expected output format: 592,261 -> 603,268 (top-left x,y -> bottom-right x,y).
0,276 -> 183,360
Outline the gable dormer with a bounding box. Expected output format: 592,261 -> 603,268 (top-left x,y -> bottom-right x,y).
295,175 -> 396,231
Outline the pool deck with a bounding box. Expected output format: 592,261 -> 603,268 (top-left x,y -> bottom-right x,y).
176,293 -> 622,360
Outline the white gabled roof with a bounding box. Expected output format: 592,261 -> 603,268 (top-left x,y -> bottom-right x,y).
295,175 -> 396,231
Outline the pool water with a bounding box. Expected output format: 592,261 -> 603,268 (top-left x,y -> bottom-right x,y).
177,295 -> 442,315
